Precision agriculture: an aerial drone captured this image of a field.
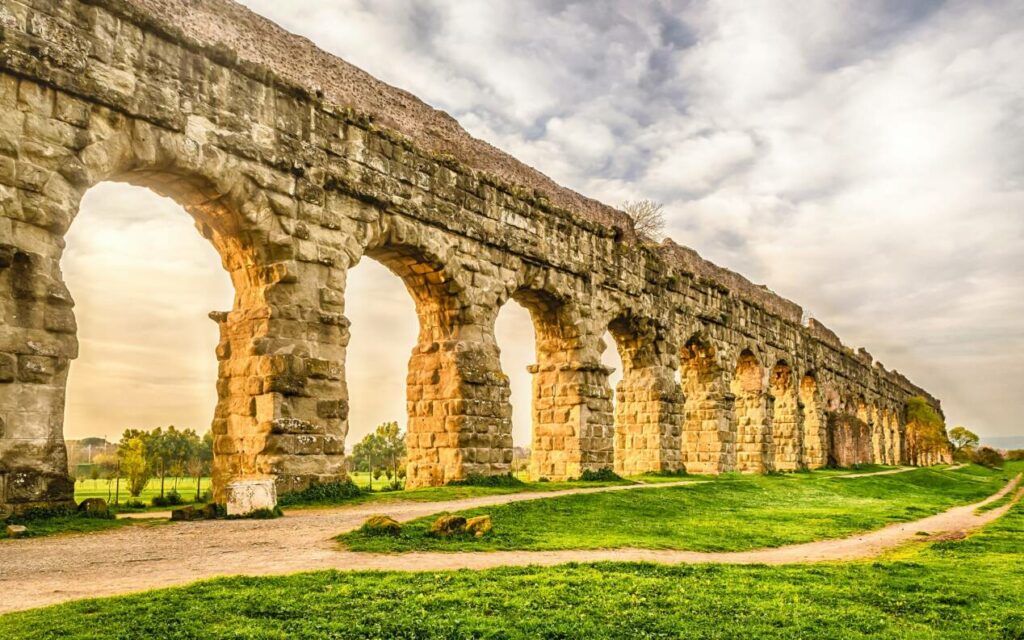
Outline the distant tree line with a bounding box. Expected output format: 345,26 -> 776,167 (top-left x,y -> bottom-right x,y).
83,426 -> 213,504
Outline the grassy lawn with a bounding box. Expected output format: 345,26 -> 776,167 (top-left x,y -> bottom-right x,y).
339,464 -> 1015,553
0,513 -> 138,540
2,495 -> 1022,638
74,477 -> 212,508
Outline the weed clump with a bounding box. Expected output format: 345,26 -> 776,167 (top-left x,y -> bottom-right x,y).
448,473 -> 525,488
278,479 -> 363,506
578,468 -> 623,482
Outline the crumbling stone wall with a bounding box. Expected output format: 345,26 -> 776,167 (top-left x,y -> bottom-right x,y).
0,0 -> 945,513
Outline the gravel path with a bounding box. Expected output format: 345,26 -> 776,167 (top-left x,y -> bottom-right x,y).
0,475 -> 1018,615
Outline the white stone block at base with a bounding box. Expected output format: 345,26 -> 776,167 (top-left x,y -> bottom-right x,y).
226,478 -> 278,516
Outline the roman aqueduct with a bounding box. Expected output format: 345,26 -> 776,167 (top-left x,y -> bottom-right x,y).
0,0 -> 944,513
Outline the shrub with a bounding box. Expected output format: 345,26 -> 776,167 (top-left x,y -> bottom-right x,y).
166,490 -> 183,506
124,499 -> 146,510
277,479 -> 363,506
970,446 -> 1005,469
6,506 -> 75,524
648,468 -> 688,478
151,496 -> 169,508
578,468 -> 623,482
448,473 -> 524,488
1006,449 -> 1024,462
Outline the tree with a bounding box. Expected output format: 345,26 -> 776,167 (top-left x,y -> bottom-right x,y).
118,436 -> 151,497
185,430 -> 213,501
352,422 -> 408,490
374,421 -> 406,487
948,426 -> 979,455
352,433 -> 384,490
622,199 -> 666,240
93,452 -> 118,502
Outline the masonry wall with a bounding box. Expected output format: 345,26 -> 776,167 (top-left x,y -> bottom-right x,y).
0,0 -> 944,513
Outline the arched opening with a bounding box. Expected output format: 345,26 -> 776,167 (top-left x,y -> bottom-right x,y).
799,373 -> 827,469
769,361 -> 802,471
494,296 -> 536,479
601,329 -> 624,469
494,289 -> 613,482
356,243 -> 482,489
61,182 -> 232,506
342,256 -> 418,489
679,336 -> 733,474
732,349 -> 772,473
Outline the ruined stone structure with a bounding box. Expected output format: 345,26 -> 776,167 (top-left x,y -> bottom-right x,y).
0,0 -> 945,515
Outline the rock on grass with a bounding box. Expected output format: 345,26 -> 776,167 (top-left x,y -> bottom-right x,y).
361,515 -> 402,536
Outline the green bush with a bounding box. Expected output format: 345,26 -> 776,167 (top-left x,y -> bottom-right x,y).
970,446 -> 1005,469
151,495 -> 169,507
447,473 -> 525,487
277,479 -> 363,506
578,468 -> 623,482
5,506 -> 75,524
166,490 -> 183,506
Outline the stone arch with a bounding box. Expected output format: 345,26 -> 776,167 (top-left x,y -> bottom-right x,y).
769,360 -> 803,471
732,349 -> 773,473
607,314 -> 683,476
502,286 -> 607,481
798,372 -> 828,469
679,334 -> 734,474
1,109 -> 349,510
346,226 -> 509,488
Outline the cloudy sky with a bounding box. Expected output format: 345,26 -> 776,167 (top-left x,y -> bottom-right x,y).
63,0 -> 1023,447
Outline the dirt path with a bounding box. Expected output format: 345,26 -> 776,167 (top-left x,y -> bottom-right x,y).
833,466 -> 916,479
0,476 -> 1018,615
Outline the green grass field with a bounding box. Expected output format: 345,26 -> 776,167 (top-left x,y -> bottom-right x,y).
74,477 -> 212,507
339,464 -> 1014,553
3,480 -> 1021,639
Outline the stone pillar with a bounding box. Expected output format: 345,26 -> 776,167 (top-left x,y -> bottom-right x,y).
769,364 -> 803,471
733,351 -> 773,473
613,364 -> 683,477
0,184 -> 78,516
405,336 -> 513,487
869,405 -> 887,465
680,339 -> 735,474
610,320 -> 683,477
799,375 -> 828,469
528,358 -> 614,481
891,414 -> 906,465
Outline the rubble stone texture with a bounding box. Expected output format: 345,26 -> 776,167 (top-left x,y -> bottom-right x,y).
0,0 -> 946,514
